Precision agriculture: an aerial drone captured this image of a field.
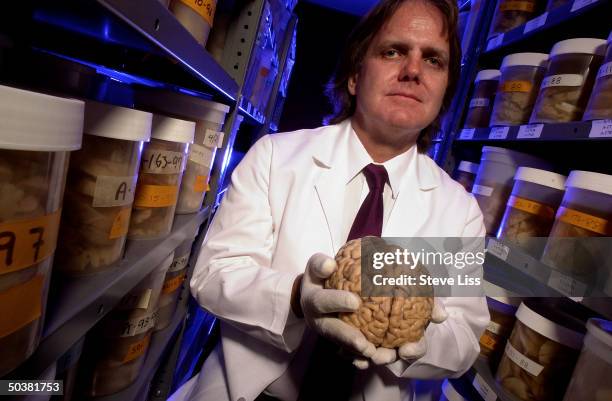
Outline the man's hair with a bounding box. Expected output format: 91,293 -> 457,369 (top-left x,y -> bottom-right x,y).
324,0 -> 460,153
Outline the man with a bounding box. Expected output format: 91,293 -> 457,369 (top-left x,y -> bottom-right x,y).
179,0 -> 488,400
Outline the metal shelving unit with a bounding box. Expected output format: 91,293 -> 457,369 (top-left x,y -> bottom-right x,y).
457,120 -> 612,142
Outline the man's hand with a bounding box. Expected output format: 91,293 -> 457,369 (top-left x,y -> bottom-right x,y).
293,253 -> 376,359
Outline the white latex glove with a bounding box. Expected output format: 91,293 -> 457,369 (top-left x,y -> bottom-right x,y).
300,253 -> 377,359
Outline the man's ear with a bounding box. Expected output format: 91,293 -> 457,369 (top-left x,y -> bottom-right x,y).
348,74 -> 358,96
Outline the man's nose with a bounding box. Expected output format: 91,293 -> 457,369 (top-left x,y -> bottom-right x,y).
399,53 -> 421,82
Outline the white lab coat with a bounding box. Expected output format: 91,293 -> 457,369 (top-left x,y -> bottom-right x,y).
182,119 -> 489,401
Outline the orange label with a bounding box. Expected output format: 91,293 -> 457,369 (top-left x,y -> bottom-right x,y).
508,196 -> 556,220
500,1 -> 535,12
162,272 -> 186,294
109,207 -> 131,239
479,332 -> 498,350
0,210 -> 61,275
501,80 -> 533,93
133,185 -> 178,208
194,175 -> 209,193
122,333 -> 151,363
0,274 -> 44,339
178,0 -> 216,26
557,207 -> 610,235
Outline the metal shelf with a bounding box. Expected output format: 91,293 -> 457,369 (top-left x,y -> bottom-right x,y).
5,209 -> 208,381
484,0 -> 610,53
239,96 -> 266,125
96,0 -> 239,101
456,120 -> 612,142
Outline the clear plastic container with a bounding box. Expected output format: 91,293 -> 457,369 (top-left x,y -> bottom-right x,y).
85,252 -> 174,396
489,0 -> 539,38
497,167 -> 566,258
541,171 -> 612,283
0,85 -> 83,376
491,53 -> 549,126
480,282 -> 522,366
583,32 -> 612,121
170,0 -> 217,46
465,70 -> 501,128
439,379 -> 469,401
453,161 -> 480,193
531,38 -> 607,123
57,102 -> 151,275
563,319 -> 612,401
128,115 -> 194,240
496,301 -> 584,401
545,0 -> 570,10
472,147 -> 551,235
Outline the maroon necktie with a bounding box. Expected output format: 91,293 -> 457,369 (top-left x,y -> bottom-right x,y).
296,164 -> 389,401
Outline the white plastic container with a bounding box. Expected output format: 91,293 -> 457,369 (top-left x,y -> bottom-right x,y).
453,161 -> 480,193
563,318 -> 612,401
0,85 -> 83,376
128,115 -> 194,240
496,301 -> 585,401
170,0 -> 217,46
583,31 -> 612,121
541,171 -> 612,283
531,38 -> 607,123
490,53 -> 548,126
472,147 -> 550,235
57,102 -> 152,275
465,69 -> 500,128
498,167 -> 566,258
439,379 -> 469,401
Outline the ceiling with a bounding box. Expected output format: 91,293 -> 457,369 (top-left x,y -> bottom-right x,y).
301,0 -> 378,16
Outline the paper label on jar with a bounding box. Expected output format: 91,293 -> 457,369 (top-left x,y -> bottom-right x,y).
194,175 -> 210,193
118,289 -> 152,310
122,333 -> 151,363
517,123 -> 544,139
0,210 -> 61,275
501,80 -> 533,93
480,332 -> 498,350
117,310 -> 157,337
178,0 -> 216,26
524,12 -> 548,33
92,175 -> 138,207
133,184 -> 179,208
0,274 -> 43,339
557,206 -> 610,235
472,184 -> 494,197
162,272 -> 186,295
109,207 -> 131,240
571,0 -> 599,12
203,129 -> 224,149
140,149 -> 185,175
504,342 -> 545,376
470,98 -> 490,108
459,128 -> 475,140
473,374 -> 498,401
487,239 -> 510,261
547,270 -> 587,298
188,144 -> 214,167
541,74 -> 584,89
508,196 -> 555,220
589,119 -> 612,138
489,126 -> 509,140
486,320 -> 505,336
499,0 -> 535,12
597,61 -> 612,79
169,253 -> 190,272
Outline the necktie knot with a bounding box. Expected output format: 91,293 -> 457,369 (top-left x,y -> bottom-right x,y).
363,163 -> 388,192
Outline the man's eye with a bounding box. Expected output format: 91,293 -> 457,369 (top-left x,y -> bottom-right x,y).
426,57 -> 444,67
383,49 -> 400,58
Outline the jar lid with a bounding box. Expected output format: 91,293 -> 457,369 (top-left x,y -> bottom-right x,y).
566,170 -> 612,196
151,115 -> 195,144
84,101 -> 152,142
516,302 -> 584,349
0,84 -> 84,151
514,167 -> 566,190
501,52 -> 548,69
441,380 -> 468,401
481,146 -> 549,167
586,318 -> 612,349
483,280 -> 522,307
551,38 -> 607,57
457,160 -> 479,174
475,69 -> 501,82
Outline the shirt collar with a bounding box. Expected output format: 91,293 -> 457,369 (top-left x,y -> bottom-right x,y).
346,122 -> 417,199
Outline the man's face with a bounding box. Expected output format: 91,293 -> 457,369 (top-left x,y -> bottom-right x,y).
349,0 -> 450,140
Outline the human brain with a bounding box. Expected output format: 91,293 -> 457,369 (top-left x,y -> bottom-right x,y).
324,237 -> 434,348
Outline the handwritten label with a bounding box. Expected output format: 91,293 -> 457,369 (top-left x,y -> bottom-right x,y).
92,175 -> 138,207
571,0 -> 598,12
188,144 -> 214,167
203,129 -> 224,148
557,206 -> 610,235
178,0 -> 216,26
500,0 -> 535,11
501,80 -> 533,93
517,123 -> 544,139
141,149 -> 184,175
589,119 -> 612,138
162,272 -> 186,294
508,196 -> 555,220
486,34 -> 505,51
472,184 -> 494,197
109,207 -> 131,239
116,311 -> 157,337
119,289 -> 152,310
487,320 -> 504,336
0,275 -> 44,339
194,175 -> 209,193
487,239 -> 510,261
505,342 -> 545,376
473,374 -> 498,401
133,185 -> 178,208
169,253 -> 190,272
541,74 -> 584,88
548,271 -> 587,299
524,12 -> 548,33
597,62 -> 612,79
0,210 -> 61,275
489,126 -> 509,140
470,98 -> 490,108
123,333 -> 151,363
480,332 -> 498,350
459,128 -> 475,140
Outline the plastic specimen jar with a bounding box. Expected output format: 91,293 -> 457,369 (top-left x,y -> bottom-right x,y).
57,102 -> 151,275
453,161 -> 479,193
465,69 -> 501,128
128,115 -> 195,240
583,32 -> 612,121
489,0 -> 538,38
531,38 -> 607,123
490,53 -> 548,126
170,0 -> 217,45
